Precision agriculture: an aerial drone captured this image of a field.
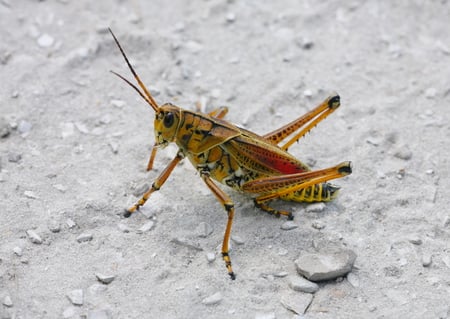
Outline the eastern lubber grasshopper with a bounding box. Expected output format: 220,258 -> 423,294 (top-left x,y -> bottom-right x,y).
109,29 -> 352,280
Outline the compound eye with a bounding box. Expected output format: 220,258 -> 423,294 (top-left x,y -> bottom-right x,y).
163,112 -> 174,127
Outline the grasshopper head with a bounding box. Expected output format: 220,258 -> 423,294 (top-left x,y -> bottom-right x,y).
154,104 -> 181,147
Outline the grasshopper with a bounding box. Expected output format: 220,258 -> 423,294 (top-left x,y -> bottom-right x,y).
109,29 -> 352,280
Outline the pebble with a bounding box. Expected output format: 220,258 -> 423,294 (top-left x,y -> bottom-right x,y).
295,249 -> 357,281
273,271 -> 289,278
0,117 -> 11,137
170,237 -> 203,251
48,220 -> 61,233
311,221 -> 325,230
303,89 -> 313,98
424,87 -> 437,99
95,273 -> 115,284
53,184 -> 67,193
74,122 -> 89,134
37,33 -> 54,48
408,235 -> 422,245
110,99 -> 125,108
202,292 -> 222,305
225,12 -> 236,23
63,306 -> 77,318
231,235 -> 245,245
66,218 -> 77,229
17,120 -> 32,134
394,146 -> 412,160
118,223 -> 132,233
280,292 -> 313,315
108,141 -> 119,154
281,221 -> 298,230
196,221 -> 213,238
13,246 -> 23,256
206,252 -> 216,263
289,276 -> 319,293
254,312 -> 276,319
24,190 -> 38,199
305,202 -> 326,213
76,233 -> 93,243
26,229 -> 43,244
136,221 -> 154,234
61,122 -> 75,138
422,254 -> 432,267
2,295 -> 13,307
88,309 -> 111,319
67,289 -> 83,305
346,272 -> 360,287
8,152 -> 22,163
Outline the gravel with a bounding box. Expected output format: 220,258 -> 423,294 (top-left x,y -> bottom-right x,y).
202,292 -> 222,305
26,230 -> 43,244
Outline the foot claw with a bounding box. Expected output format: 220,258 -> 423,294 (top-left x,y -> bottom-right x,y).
123,209 -> 132,218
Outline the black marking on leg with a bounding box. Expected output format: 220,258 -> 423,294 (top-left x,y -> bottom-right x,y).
123,209 -> 132,218
328,94 -> 340,109
229,272 -> 236,280
224,203 -> 234,212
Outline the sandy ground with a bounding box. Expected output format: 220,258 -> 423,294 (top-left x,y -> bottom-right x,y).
1,1 -> 450,318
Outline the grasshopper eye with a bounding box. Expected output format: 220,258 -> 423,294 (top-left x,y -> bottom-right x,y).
163,112 -> 174,127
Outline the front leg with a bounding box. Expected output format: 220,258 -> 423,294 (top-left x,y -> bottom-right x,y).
125,150 -> 185,217
200,170 -> 236,280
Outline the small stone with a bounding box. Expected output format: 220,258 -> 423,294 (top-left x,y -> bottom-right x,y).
281,221 -> 298,230
66,218 -> 76,229
108,141 -> 119,154
0,117 -> 11,137
26,229 -> 43,244
2,295 -> 13,307
408,236 -> 422,245
13,246 -> 23,256
289,276 -> 319,293
273,271 -> 289,278
196,222 -> 213,238
63,306 -> 77,318
425,169 -> 434,175
17,120 -> 32,134
88,309 -> 111,319
8,152 -> 22,163
53,184 -> 68,193
76,233 -> 93,243
95,273 -> 115,284
424,87 -> 437,99
74,122 -> 89,134
48,220 -> 61,233
311,221 -> 325,230
110,99 -> 125,108
346,272 -> 360,287
422,254 -> 432,267
226,12 -> 236,23
295,249 -> 357,281
37,33 -> 54,47
202,292 -> 222,305
305,202 -> 326,213
303,89 -> 313,98
394,146 -> 412,160
67,289 -> 83,306
61,122 -> 75,138
170,237 -> 203,251
254,312 -> 276,319
136,221 -> 154,234
24,190 -> 38,199
280,292 -> 313,315
231,235 -> 245,245
118,223 -> 132,233
206,252 -> 216,263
